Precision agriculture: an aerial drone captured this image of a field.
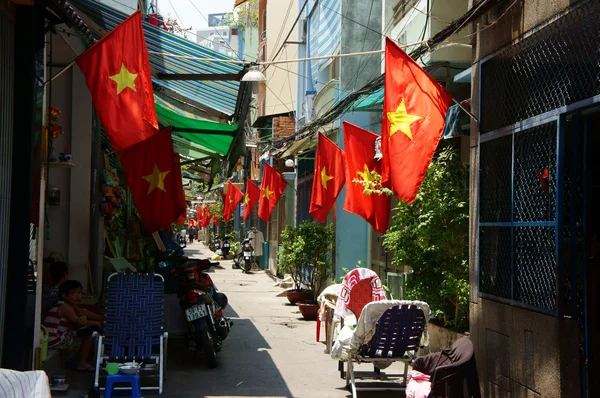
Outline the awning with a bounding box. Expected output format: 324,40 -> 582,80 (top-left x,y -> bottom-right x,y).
155,96 -> 237,156
309,0 -> 341,82
69,0 -> 244,118
351,86 -> 383,112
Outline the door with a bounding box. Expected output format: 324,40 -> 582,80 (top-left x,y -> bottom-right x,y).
563,108 -> 600,397
584,111 -> 600,397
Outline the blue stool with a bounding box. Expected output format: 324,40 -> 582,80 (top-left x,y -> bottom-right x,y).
104,373 -> 141,398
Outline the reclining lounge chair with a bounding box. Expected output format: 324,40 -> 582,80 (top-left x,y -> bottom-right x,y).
93,273 -> 168,394
341,300 -> 430,398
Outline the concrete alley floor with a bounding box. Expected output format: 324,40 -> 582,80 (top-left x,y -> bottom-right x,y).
54,241 -> 406,397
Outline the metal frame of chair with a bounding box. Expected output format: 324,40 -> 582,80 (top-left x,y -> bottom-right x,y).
93,273 -> 168,394
346,302 -> 428,398
336,276 -> 384,379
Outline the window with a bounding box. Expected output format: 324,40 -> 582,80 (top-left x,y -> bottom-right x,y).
479,122 -> 558,312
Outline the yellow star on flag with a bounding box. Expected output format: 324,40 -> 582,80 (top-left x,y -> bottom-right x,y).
109,64 -> 138,95
263,186 -> 273,200
244,195 -> 250,205
320,166 -> 334,189
229,198 -> 234,203
142,164 -> 170,194
356,164 -> 374,182
387,99 -> 422,140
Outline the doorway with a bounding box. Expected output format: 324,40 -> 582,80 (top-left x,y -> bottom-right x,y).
564,108 -> 600,397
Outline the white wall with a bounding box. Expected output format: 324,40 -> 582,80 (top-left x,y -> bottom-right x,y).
44,35 -> 94,293
264,0 -> 299,116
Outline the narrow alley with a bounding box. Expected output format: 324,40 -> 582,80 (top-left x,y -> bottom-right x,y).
158,241 -> 403,398
57,240 -> 403,398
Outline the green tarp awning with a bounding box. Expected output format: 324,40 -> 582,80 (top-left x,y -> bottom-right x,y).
155,96 -> 238,156
351,86 -> 383,111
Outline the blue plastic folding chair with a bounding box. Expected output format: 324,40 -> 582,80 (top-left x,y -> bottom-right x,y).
93,273 -> 168,394
345,300 -> 429,398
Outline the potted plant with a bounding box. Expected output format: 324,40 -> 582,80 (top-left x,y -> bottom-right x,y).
279,222 -> 334,319
278,225 -> 312,304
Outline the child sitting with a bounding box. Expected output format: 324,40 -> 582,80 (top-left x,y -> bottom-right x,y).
43,280 -> 101,372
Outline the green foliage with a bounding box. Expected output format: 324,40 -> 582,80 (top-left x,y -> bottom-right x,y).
383,144 -> 470,331
217,0 -> 258,29
209,202 -> 224,222
352,172 -> 393,196
279,221 -> 335,302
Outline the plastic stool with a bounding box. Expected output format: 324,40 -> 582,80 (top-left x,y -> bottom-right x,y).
104,373 -> 141,398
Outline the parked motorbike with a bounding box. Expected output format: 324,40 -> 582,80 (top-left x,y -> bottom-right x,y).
171,259 -> 232,368
240,237 -> 257,273
221,237 -> 231,259
211,236 -> 221,253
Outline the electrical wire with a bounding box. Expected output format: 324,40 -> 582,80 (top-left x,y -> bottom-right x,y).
268,0 -> 295,63
272,0 -> 499,147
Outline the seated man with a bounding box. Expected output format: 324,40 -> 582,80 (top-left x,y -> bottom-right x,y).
43,280 -> 101,372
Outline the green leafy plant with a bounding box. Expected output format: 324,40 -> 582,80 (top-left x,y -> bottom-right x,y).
383,144 -> 469,331
217,0 -> 258,30
208,202 -> 224,222
279,221 -> 335,302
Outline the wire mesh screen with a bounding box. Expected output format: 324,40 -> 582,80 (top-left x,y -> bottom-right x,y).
514,123 -> 557,222
514,226 -> 556,310
479,123 -> 558,311
479,135 -> 512,222
479,226 -> 512,300
480,1 -> 600,132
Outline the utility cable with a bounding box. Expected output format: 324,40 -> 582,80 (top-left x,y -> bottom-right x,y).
269,0 -> 295,63
266,0 -> 310,70
272,0 -> 499,146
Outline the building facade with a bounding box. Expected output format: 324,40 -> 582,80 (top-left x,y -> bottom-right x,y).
469,1 -> 600,396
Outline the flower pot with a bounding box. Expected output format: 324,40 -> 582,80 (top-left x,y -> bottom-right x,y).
298,302 -> 320,320
286,290 -> 313,305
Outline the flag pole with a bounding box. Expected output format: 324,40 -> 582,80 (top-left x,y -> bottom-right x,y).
451,98 -> 478,123
44,60 -> 76,85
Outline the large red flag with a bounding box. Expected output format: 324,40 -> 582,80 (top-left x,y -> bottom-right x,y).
76,11 -> 158,152
343,122 -> 391,234
258,163 -> 287,222
118,127 -> 186,233
243,179 -> 261,221
382,37 -> 453,203
309,133 -> 346,223
224,181 -> 244,222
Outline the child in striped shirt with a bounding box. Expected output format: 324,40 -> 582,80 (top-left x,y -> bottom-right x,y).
43,280 -> 101,372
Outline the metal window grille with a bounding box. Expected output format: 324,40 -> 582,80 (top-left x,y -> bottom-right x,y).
479,122 -> 558,311
480,1 -> 600,133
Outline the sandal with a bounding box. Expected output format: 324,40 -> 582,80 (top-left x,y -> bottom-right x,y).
76,365 -> 95,373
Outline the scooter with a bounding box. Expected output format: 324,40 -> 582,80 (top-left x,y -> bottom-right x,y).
211,236 -> 221,253
221,237 -> 231,259
240,237 -> 257,273
172,259 -> 232,368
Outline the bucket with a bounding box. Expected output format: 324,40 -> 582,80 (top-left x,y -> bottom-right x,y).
40,325 -> 48,361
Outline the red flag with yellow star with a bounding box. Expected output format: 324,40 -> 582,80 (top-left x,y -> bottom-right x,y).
309,133 -> 346,223
382,37 -> 453,203
117,126 -> 186,233
224,181 -> 244,222
243,179 -> 261,221
200,204 -> 212,228
343,122 -> 391,234
76,11 -> 158,152
258,163 -> 287,222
